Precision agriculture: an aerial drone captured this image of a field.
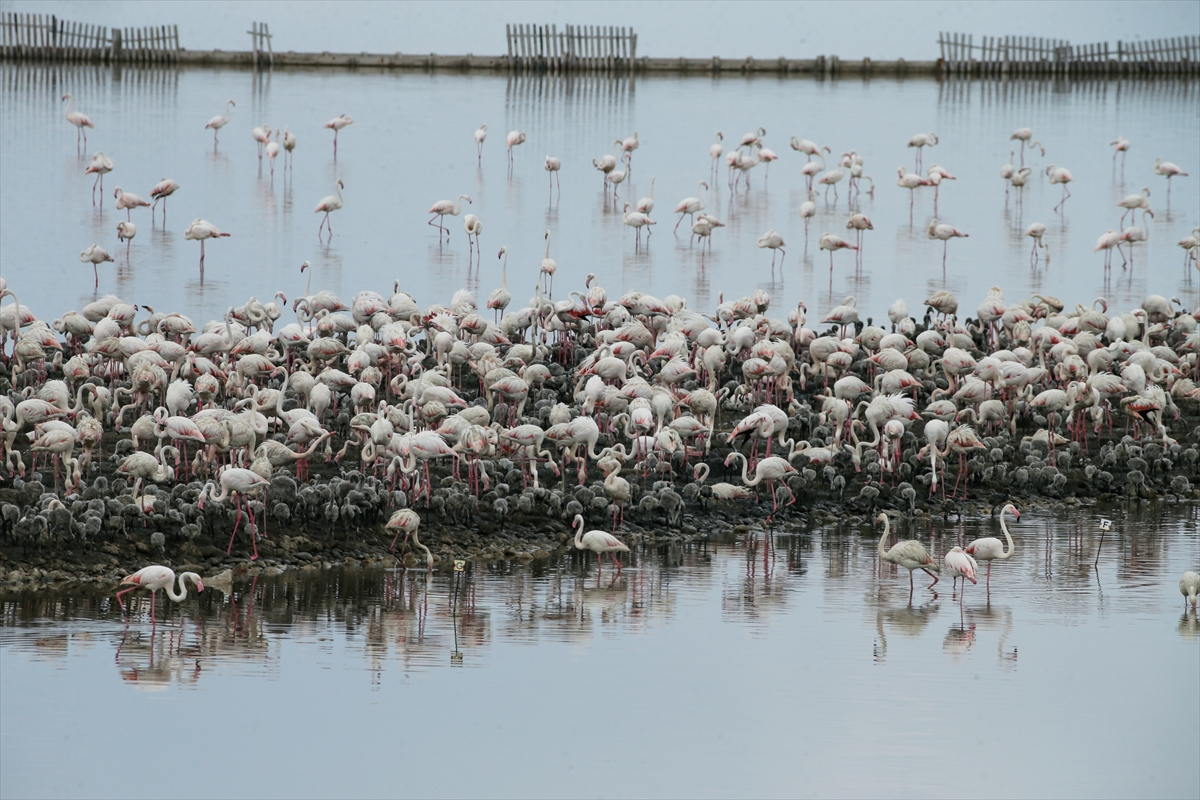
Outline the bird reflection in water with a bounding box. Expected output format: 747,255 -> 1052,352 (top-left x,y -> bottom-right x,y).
114,626 -> 201,691
873,598 -> 939,665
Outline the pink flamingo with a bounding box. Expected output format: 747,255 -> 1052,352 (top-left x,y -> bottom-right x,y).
876,512 -> 939,594
428,194 -> 471,243
1044,164 -> 1074,211
965,503 -> 1018,590
116,221 -> 136,254
324,114 -> 353,158
907,132 -> 938,170
1154,158 -> 1188,205
62,94 -> 94,148
315,180 -> 345,241
723,452 -> 797,513
572,513 -> 630,572
113,187 -> 150,221
943,546 -> 978,602
84,151 -> 112,205
184,219 -> 231,271
78,243 -> 114,285
386,509 -> 432,568
115,565 -> 204,622
927,218 -> 968,269
150,178 -> 180,224
819,232 -> 858,272
205,99 -> 235,145
506,130 -> 526,171
198,467 -> 270,560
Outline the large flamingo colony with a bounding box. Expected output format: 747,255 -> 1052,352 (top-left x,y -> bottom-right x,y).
1,94 -> 1197,618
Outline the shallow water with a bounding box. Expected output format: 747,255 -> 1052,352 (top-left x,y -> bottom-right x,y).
1,65 -> 1197,330
2,505 -> 1197,799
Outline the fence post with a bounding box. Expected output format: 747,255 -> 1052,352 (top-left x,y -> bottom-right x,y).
110,26 -> 121,63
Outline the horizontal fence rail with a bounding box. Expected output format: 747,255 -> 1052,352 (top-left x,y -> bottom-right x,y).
506,24 -> 637,73
938,32 -> 1200,76
1,13 -> 178,63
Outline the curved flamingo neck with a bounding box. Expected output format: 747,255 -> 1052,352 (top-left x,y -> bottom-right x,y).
165,572 -> 195,602
573,514 -> 585,549
877,516 -> 892,557
999,507 -> 1016,558
694,463 -> 710,482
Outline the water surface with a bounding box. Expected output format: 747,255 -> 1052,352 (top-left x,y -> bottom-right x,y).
2,505 -> 1197,799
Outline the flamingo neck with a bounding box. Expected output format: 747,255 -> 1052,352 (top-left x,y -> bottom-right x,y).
999,508 -> 1015,558
165,572 -> 193,603
573,515 -> 585,549
877,516 -> 891,557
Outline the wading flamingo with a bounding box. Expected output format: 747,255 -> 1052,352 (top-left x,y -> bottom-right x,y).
114,187 -> 150,221
1153,157 -> 1188,204
205,99 -> 235,145
1045,164 -> 1074,211
316,180 -> 345,240
545,155 -> 562,199
965,503 -> 1018,590
62,94 -> 94,148
1009,128 -> 1044,166
943,546 -> 978,601
116,221 -> 136,253
1181,571 -> 1200,609
198,467 -> 271,560
673,182 -> 708,234
475,124 -> 487,164
877,512 -> 939,594
927,218 -> 968,268
572,513 -> 630,572
150,178 -> 180,224
506,130 -> 526,170
79,243 -> 114,285
183,219 -> 231,271
115,565 -> 204,622
325,114 -> 353,157
428,194 -> 471,243
386,508 -> 432,568
84,151 -> 113,205
907,132 -> 938,170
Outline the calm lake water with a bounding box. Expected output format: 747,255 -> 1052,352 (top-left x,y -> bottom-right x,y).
2,505 -> 1198,799
1,65 -> 1197,329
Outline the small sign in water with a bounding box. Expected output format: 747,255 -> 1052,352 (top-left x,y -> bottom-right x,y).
1099,518 -> 1113,531
454,560 -> 466,572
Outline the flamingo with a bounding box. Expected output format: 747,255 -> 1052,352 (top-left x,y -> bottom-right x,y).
116,221 -> 136,253
489,247 -> 511,322
506,130 -> 526,170
925,164 -> 955,214
324,114 -> 353,157
1153,158 -> 1188,204
1000,150 -> 1015,195
149,178 -> 180,224
315,180 -> 345,240
386,509 -> 432,568
183,219 -> 231,271
1110,135 -> 1130,170
844,213 -> 872,267
572,513 -> 631,572
545,155 -> 562,199
673,182 -> 708,234
927,218 -> 968,268
1009,128 -> 1044,166
61,94 -> 94,148
817,167 -> 845,201
965,503 -> 1018,590
921,418 -> 948,496
876,512 -> 939,593
1094,229 -> 1125,271
790,137 -> 830,161
593,140 -> 622,188
540,229 -> 557,295
636,176 -> 655,214
198,467 -> 271,560
819,233 -> 857,272
115,565 -> 204,622
84,151 -> 113,205
723,452 -> 797,512
1025,222 -> 1048,266
799,197 -> 817,241
1044,164 -> 1074,211
943,546 -> 978,600
907,132 -> 938,170
265,131 -> 281,178
605,165 -> 627,202
282,125 -> 297,168
621,131 -> 639,171
251,123 -> 271,158
1181,571 -> 1200,609
78,243 -> 114,285
113,187 -> 150,221
463,214 -> 483,263
896,167 -> 930,218
800,157 -> 824,192
710,132 -> 723,181
475,124 -> 487,164
757,230 -> 786,271
428,194 -> 471,243
204,99 -> 235,144
622,203 -> 656,246
1117,187 -> 1152,229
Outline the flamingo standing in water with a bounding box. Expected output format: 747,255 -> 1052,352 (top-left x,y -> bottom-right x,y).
475,124 -> 487,164
540,229 -> 557,295
1110,135 -> 1130,173
1181,571 -> 1200,609
428,194 -> 471,243
897,167 -> 930,220
757,230 -> 786,271
965,503 -> 1018,590
1045,164 -> 1074,211
943,546 -> 978,601
62,94 -> 94,148
876,512 -> 939,594
1025,222 -> 1048,266
845,213 -> 872,267
282,126 -> 297,169
115,565 -> 204,622
386,509 -> 432,568
150,178 -> 180,225
324,114 -> 353,158
79,243 -> 114,285
116,221 -> 136,254
673,182 -> 708,234
907,132 -> 937,170
316,180 -> 345,241
265,131 -> 281,179
183,219 -> 231,271
506,130 -> 526,171
462,214 -> 483,264
205,99 -> 235,145
1010,128 -> 1044,166
545,155 -> 562,199
1153,157 -> 1188,204
84,151 -> 113,205
710,132 -> 723,181
251,123 -> 271,159
790,137 -> 831,161
114,187 -> 150,221
622,203 -> 656,246
1116,187 -> 1151,229
927,218 -> 968,268
198,467 -> 271,560
819,233 -> 857,273
572,513 -> 630,572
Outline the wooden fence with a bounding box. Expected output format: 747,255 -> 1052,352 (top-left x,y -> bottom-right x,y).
1,13 -> 179,63
506,24 -> 636,73
938,32 -> 1200,76
248,21 -> 273,68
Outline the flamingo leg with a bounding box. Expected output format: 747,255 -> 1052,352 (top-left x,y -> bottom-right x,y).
227,493 -> 243,554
